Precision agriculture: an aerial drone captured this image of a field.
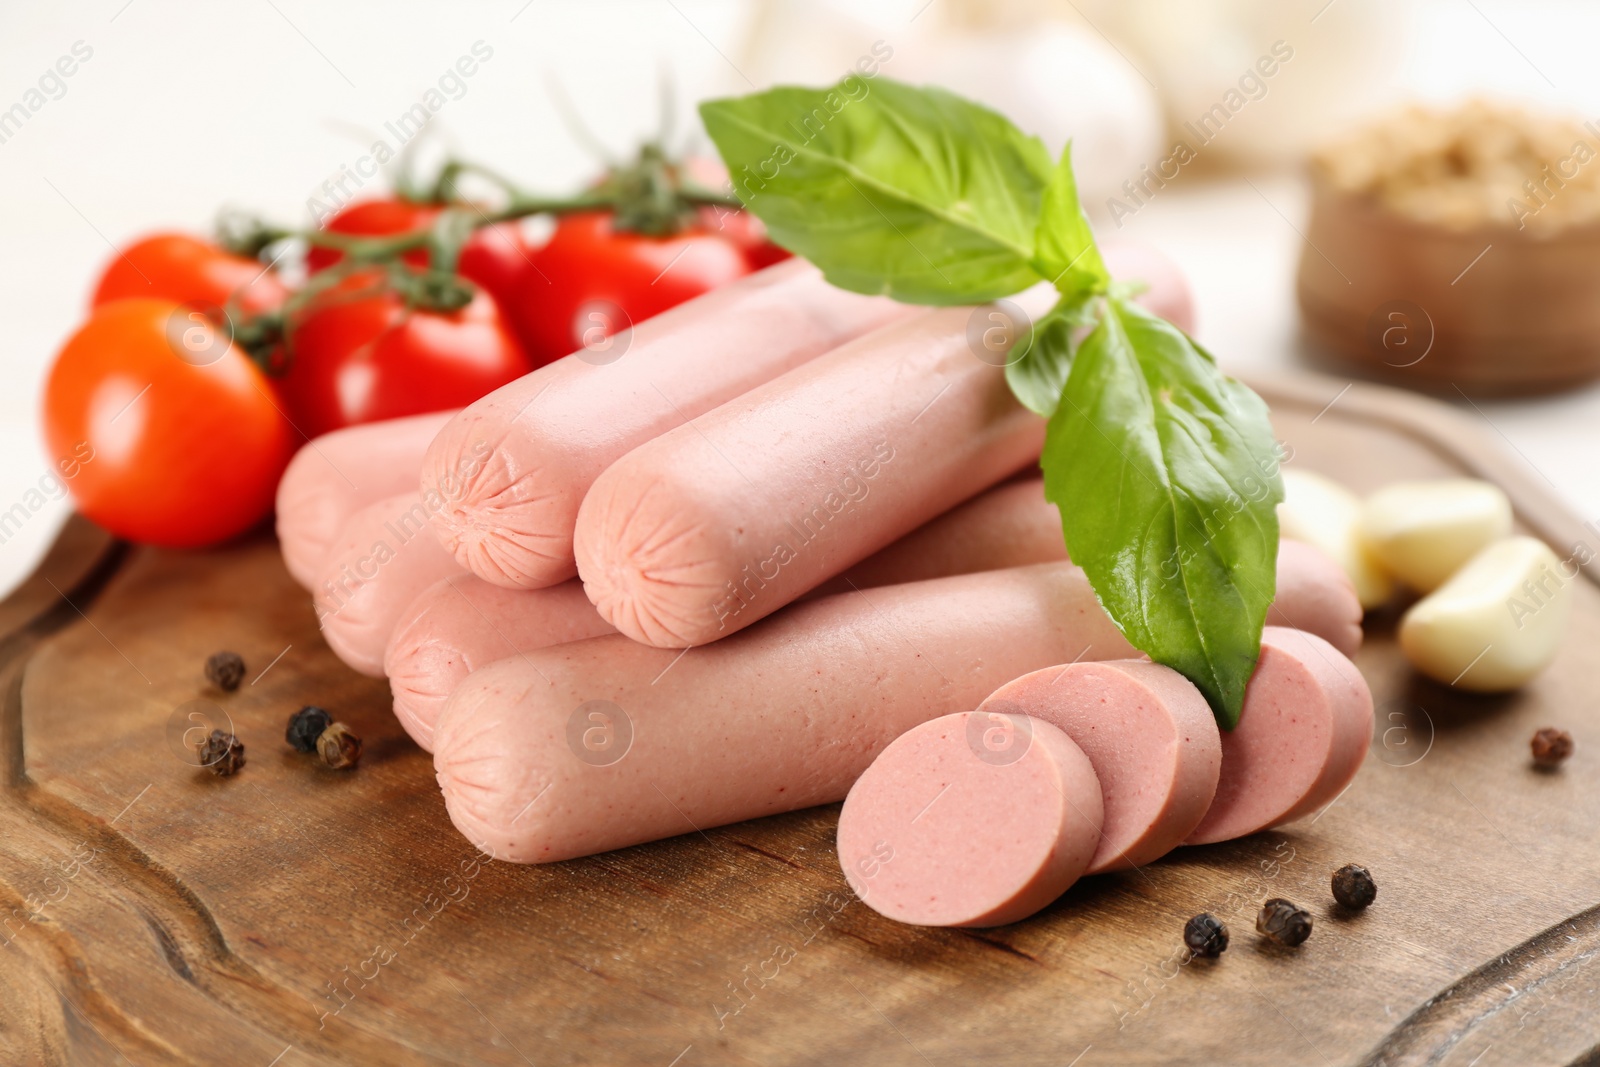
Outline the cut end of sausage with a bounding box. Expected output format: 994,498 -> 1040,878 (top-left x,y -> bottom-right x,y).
980,660 -> 1221,873
421,410 -> 580,590
433,659 -> 558,864
838,711 -> 1103,928
385,615 -> 468,753
1185,627 -> 1372,845
277,409 -> 460,590
1272,540 -> 1364,658
575,469 -> 729,649
385,576 -> 615,753
314,492 -> 464,678
276,452 -> 349,590
319,619 -> 394,679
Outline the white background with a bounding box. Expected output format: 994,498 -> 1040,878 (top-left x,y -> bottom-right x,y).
2,0 -> 1598,594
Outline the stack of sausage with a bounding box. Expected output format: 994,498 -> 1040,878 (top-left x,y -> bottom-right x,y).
275,249 -> 1371,927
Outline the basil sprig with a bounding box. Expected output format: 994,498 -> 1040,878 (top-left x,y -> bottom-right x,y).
1045,299 -> 1280,726
701,78 -> 1281,728
700,80 -> 1052,304
1032,143 -> 1108,294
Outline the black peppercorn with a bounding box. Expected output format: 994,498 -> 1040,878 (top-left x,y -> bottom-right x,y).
1183,913 -> 1229,958
196,729 -> 245,777
1331,864 -> 1377,910
286,706 -> 333,753
1256,898 -> 1312,947
1531,727 -> 1573,767
205,651 -> 246,692
317,722 -> 362,770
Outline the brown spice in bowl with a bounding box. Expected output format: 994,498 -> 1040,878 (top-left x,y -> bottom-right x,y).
1313,100 -> 1600,236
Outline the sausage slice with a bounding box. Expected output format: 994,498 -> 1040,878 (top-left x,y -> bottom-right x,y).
838,711 -> 1103,928
1186,627 -> 1373,844
980,660 -> 1221,873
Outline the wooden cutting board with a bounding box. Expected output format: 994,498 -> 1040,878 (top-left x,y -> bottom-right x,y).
1,372 -> 1597,1067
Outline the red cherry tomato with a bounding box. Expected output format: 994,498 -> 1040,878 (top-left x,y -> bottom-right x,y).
457,221 -> 536,314
681,157 -> 790,269
697,206 -> 792,270
91,232 -> 287,318
517,211 -> 753,363
305,199 -> 437,273
278,270 -> 533,438
307,199 -> 532,314
42,299 -> 296,548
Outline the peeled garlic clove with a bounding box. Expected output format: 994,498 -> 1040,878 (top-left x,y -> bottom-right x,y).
1399,536 -> 1572,692
1359,479 -> 1512,592
1278,468 -> 1394,610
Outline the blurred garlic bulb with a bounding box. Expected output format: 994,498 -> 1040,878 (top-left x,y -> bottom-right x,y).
1095,0 -> 1413,166
893,22 -> 1165,210
735,2 -> 1162,214
736,0 -> 902,91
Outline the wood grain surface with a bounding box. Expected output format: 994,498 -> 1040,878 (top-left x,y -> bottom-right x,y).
1,372 -> 1598,1066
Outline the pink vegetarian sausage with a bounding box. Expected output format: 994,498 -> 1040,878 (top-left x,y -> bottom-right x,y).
979,660 -> 1221,873
1100,239 -> 1196,335
397,495 -> 1358,753
838,711 -> 1104,928
1270,540 -> 1362,657
315,491 -> 465,677
1186,626 -> 1373,845
420,260 -> 911,590
276,410 -> 457,588
385,576 -> 615,751
813,476 -> 1062,596
396,482 -> 1061,755
432,562 -> 1137,864
822,487 -> 1361,662
394,478 -> 1056,754
575,291 -> 1057,649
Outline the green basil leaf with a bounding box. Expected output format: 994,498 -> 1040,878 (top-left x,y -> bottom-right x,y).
699,79 -> 1052,305
1042,296 -> 1282,728
1004,291 -> 1099,417
1032,143 -> 1108,295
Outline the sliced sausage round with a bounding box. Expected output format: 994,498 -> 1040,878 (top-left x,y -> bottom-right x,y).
980,660 -> 1220,873
838,710 -> 1103,928
1186,626 -> 1373,845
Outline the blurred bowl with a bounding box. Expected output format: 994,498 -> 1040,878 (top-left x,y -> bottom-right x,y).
1297,174 -> 1600,396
